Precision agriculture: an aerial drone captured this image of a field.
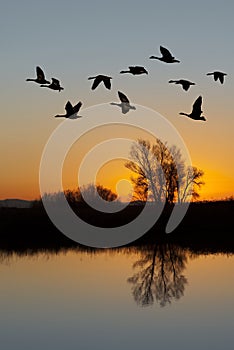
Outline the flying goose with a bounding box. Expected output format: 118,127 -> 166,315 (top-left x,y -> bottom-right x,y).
168,79 -> 195,91
120,66 -> 148,75
26,66 -> 50,85
206,71 -> 227,84
150,46 -> 180,63
110,91 -> 136,114
88,74 -> 112,90
40,78 -> 64,92
179,96 -> 206,121
54,101 -> 83,119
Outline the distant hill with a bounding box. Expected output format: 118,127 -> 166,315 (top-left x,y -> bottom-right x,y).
0,199 -> 33,208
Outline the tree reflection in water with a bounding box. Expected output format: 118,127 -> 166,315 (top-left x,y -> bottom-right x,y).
128,244 -> 188,307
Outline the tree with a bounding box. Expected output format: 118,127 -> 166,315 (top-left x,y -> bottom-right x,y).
125,138 -> 204,203
77,183 -> 117,204
128,243 -> 188,307
178,166 -> 205,203
130,175 -> 149,202
36,184 -> 117,208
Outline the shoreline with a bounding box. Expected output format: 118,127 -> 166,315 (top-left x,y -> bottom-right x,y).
0,201 -> 233,254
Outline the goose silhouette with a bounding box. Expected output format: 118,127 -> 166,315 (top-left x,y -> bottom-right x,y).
88,75 -> 112,90
26,66 -> 50,85
120,66 -> 148,75
110,91 -> 136,114
206,71 -> 227,84
150,46 -> 180,63
169,79 -> 195,91
54,101 -> 83,119
179,96 -> 206,121
41,78 -> 64,92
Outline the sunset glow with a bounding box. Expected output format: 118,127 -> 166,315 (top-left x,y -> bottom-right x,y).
0,1 -> 233,202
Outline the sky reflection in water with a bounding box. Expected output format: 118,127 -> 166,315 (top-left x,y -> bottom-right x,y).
0,246 -> 233,350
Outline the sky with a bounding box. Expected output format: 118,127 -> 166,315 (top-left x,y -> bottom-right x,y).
1,0 -> 234,201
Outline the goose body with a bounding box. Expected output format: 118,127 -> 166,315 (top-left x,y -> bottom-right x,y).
169,79 -> 195,91
54,101 -> 83,119
26,66 -> 50,85
150,46 -> 180,63
110,91 -> 136,114
88,75 -> 112,90
41,78 -> 64,92
120,66 -> 148,75
206,71 -> 227,84
179,96 -> 206,121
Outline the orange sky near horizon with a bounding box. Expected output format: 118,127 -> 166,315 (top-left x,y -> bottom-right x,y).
1,116 -> 232,202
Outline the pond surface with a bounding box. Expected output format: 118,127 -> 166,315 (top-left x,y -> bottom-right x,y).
0,245 -> 233,350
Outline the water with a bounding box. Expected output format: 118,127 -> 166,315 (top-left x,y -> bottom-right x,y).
0,245 -> 233,350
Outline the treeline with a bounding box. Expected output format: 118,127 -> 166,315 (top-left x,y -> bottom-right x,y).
33,183 -> 118,209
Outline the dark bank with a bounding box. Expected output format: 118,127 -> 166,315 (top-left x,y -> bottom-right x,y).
0,200 -> 233,254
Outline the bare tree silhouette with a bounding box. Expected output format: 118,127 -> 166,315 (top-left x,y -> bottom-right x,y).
178,166 -> 205,203
40,184 -> 117,209
128,243 -> 188,307
125,139 -> 204,203
65,184 -> 117,206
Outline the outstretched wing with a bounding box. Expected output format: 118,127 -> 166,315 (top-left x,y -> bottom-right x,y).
181,81 -> 190,91
91,76 -> 102,90
219,74 -> 224,84
192,96 -> 202,115
72,101 -> 82,114
213,73 -> 219,81
118,91 -> 130,103
65,101 -> 74,115
103,77 -> 111,90
181,84 -> 188,91
51,78 -> 60,86
36,66 -> 46,81
141,67 -> 148,74
160,46 -> 173,58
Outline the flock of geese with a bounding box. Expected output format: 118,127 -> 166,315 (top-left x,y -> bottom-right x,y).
26,45 -> 227,121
